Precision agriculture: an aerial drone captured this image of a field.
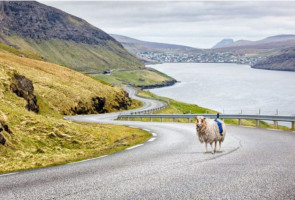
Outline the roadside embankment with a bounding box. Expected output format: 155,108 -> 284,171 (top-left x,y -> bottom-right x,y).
0,51 -> 149,174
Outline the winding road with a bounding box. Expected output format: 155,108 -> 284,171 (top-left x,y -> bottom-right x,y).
1,87 -> 295,199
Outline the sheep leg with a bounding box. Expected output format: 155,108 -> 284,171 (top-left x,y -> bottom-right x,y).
219,141 -> 222,152
210,143 -> 215,154
205,142 -> 208,153
214,141 -> 217,153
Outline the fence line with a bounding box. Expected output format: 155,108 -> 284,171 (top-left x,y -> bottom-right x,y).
118,113 -> 295,129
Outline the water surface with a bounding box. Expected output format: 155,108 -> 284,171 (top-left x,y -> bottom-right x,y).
149,63 -> 295,116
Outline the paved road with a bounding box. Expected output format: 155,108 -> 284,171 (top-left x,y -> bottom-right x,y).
1,88 -> 295,199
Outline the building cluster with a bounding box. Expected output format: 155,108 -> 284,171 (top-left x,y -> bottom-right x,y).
137,51 -> 264,66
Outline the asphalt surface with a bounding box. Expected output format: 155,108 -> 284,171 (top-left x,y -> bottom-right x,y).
1,87 -> 295,199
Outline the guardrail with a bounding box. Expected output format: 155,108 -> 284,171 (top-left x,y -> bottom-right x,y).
129,94 -> 170,115
117,113 -> 295,129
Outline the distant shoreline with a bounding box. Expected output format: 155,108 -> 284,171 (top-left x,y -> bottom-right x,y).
251,66 -> 295,72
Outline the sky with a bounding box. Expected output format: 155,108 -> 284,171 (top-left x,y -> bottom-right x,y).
41,1 -> 295,49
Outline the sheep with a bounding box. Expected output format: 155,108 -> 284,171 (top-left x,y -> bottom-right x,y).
195,116 -> 226,154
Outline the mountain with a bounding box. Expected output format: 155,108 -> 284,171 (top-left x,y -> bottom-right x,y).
110,34 -> 198,54
211,34 -> 295,71
258,34 -> 295,44
252,48 -> 295,71
214,34 -> 295,51
212,39 -> 234,49
0,1 -> 144,73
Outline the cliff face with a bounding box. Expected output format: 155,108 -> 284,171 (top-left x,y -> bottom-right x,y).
252,48 -> 295,71
0,1 -> 117,45
0,1 -> 144,72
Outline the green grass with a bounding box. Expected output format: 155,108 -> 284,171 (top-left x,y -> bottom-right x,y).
0,43 -> 43,60
92,68 -> 175,87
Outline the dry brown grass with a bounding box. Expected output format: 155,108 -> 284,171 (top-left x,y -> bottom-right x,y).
0,52 -> 133,115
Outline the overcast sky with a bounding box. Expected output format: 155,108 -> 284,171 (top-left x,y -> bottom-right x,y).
42,1 -> 295,48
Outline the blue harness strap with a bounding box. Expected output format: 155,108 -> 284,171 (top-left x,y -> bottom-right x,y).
214,119 -> 223,136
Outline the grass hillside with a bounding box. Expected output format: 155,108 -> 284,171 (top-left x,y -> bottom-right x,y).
0,34 -> 144,73
0,51 -> 149,173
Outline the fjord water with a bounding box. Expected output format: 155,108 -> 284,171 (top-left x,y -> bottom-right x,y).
149,63 -> 295,116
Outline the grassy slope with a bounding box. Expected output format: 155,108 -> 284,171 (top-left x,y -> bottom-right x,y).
0,43 -> 43,61
138,90 -> 290,130
92,68 -> 175,87
0,51 -> 150,173
0,52 -> 134,115
0,34 -> 144,73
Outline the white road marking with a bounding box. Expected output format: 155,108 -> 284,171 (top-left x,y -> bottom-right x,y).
70,160 -> 88,164
98,155 -> 108,159
67,155 -> 109,165
126,144 -> 143,150
0,172 -> 19,177
143,129 -> 150,132
148,138 -> 156,142
152,133 -> 157,137
86,155 -> 108,161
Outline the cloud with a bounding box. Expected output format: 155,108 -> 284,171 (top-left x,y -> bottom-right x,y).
42,1 -> 295,48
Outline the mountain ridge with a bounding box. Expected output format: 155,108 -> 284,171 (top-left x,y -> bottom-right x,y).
0,1 -> 144,73
110,34 -> 198,53
215,34 -> 295,49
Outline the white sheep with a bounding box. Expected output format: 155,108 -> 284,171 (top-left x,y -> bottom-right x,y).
195,116 -> 226,154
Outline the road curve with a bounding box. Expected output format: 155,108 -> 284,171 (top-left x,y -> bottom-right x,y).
1,87 -> 295,199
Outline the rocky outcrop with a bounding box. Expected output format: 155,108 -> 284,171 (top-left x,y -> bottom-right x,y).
92,97 -> 107,113
112,91 -> 132,110
71,97 -> 106,114
71,91 -> 132,115
0,133 -> 5,145
0,114 -> 12,145
10,74 -> 39,113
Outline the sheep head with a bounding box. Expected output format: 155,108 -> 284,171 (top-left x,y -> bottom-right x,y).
195,116 -> 206,132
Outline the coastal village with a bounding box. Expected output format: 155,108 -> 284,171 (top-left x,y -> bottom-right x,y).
137,51 -> 264,66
